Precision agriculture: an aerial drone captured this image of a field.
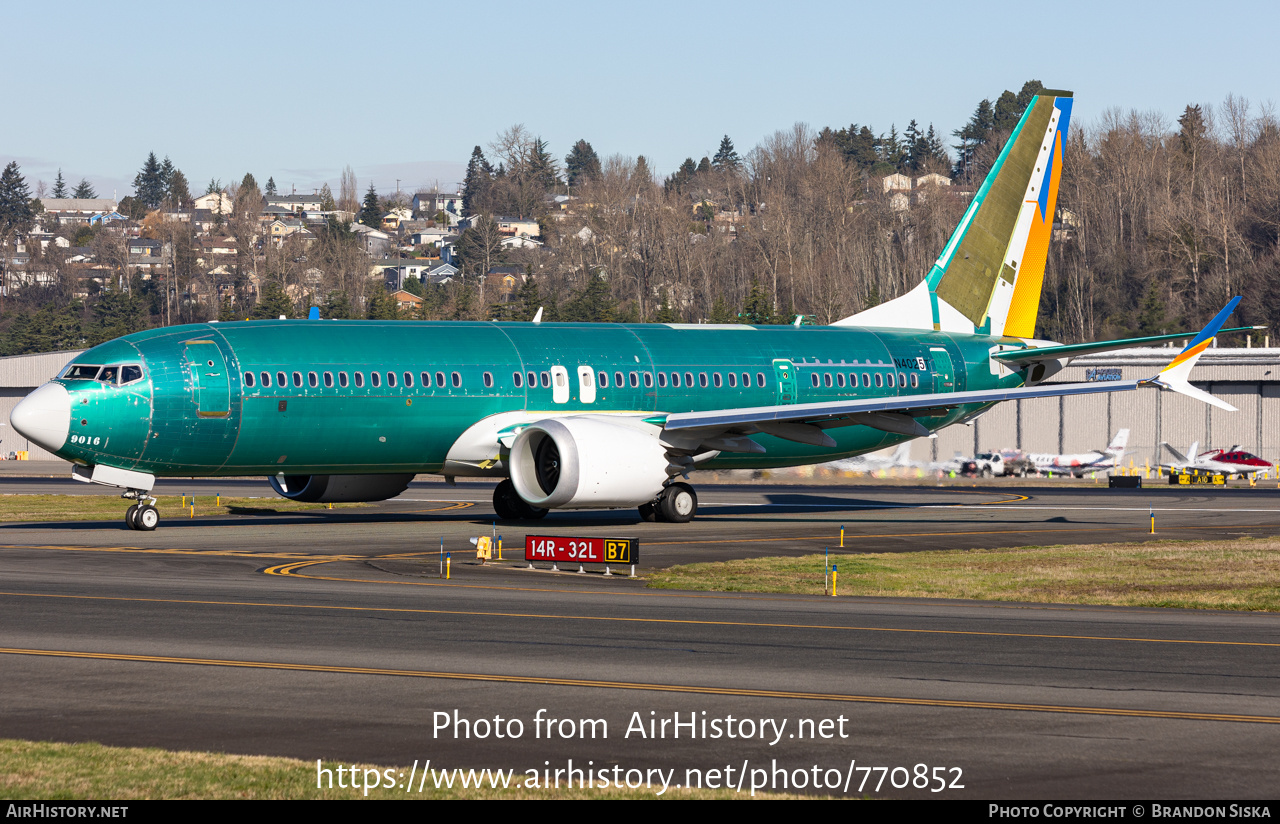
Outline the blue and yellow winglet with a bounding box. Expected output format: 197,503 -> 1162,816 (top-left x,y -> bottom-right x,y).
1141,296 -> 1241,411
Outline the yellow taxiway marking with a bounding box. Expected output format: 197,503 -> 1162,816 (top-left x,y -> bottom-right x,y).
4,590 -> 1275,649
1,646 -> 1274,725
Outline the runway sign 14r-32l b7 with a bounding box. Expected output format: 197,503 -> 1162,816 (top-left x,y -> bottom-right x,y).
525,536 -> 638,564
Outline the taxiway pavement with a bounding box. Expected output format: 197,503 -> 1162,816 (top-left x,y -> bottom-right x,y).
0,478 -> 1277,798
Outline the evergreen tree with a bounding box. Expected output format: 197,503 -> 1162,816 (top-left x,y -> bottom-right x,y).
696,156 -> 712,175
365,284 -> 400,319
51,170 -> 68,199
249,281 -> 294,319
133,152 -> 167,208
321,290 -> 353,319
318,183 -> 336,211
461,146 -> 493,214
528,138 -> 560,190
402,275 -> 425,297
167,170 -> 191,207
712,135 -> 740,171
564,139 -> 601,187
953,99 -> 995,181
652,288 -> 680,323
265,177 -> 278,197
237,172 -> 261,210
741,278 -> 780,324
634,156 -> 652,186
359,183 -> 382,227
88,286 -> 147,345
562,273 -> 616,322
72,179 -> 95,199
0,162 -> 35,236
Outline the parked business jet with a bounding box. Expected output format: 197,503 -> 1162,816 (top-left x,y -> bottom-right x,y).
9,90 -> 1249,529
1030,429 -> 1130,477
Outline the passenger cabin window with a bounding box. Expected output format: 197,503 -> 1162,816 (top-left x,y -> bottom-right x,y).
599,372 -> 608,388
713,373 -> 722,388
527,371 -> 536,388
614,371 -> 624,388
513,372 -> 523,388
685,372 -> 694,387
811,374 -> 820,388
421,372 -> 431,387
260,372 -> 270,387
371,372 -> 380,388
756,373 -> 766,387
657,372 -> 667,388
874,373 -> 883,388
861,373 -> 871,388
292,372 -> 303,387
728,372 -> 736,388
387,372 -> 396,388
452,371 -> 461,388
339,372 -> 349,388
244,372 -> 255,387
354,372 -> 364,388
308,372 -> 318,388
671,372 -> 681,388
540,371 -> 550,388
837,373 -> 845,388
824,373 -> 833,388
630,372 -> 639,388
323,372 -> 334,388
898,373 -> 907,388
643,372 -> 653,388
436,371 -> 445,387
483,372 -> 493,388
404,372 -> 413,388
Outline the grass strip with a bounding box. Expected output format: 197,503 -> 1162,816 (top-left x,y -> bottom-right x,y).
0,494 -> 363,523
646,538 -> 1280,611
0,739 -> 800,799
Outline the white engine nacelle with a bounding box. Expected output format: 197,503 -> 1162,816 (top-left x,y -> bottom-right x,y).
508,417 -> 670,509
269,473 -> 415,503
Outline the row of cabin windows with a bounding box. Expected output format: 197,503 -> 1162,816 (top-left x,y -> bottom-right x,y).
243,370 -> 473,390
810,371 -> 920,389
243,367 -> 921,394
510,370 -> 772,390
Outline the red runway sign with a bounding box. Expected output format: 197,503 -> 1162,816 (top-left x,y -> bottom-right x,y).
524,535 -> 638,564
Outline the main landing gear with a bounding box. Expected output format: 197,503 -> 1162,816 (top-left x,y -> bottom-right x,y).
639,482 -> 698,524
492,478 -> 548,521
123,491 -> 159,531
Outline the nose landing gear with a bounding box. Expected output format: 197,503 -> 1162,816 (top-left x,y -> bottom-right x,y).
123,491 -> 159,531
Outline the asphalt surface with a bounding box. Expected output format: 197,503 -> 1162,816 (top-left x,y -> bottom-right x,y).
1,476 -> 1278,799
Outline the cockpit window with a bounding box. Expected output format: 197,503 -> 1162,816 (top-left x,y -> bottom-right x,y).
120,365 -> 144,384
98,366 -> 119,384
64,364 -> 102,380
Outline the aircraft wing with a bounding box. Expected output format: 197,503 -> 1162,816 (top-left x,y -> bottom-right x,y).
663,379 -> 1140,444
992,325 -> 1261,365
663,298 -> 1241,449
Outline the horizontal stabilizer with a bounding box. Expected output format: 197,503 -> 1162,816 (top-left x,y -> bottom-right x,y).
1140,298 -> 1241,412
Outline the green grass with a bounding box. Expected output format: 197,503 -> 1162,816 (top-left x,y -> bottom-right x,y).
646,538 -> 1280,611
0,494 -> 363,523
0,739 -> 802,799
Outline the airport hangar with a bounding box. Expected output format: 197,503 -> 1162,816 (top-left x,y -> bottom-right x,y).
0,344 -> 1277,466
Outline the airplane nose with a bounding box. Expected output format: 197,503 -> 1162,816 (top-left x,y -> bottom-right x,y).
11,382 -> 71,454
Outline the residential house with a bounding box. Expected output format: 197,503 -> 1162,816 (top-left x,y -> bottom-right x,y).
881,173 -> 913,193
41,198 -> 119,224
192,192 -> 234,215
391,289 -> 423,312
485,265 -> 524,302
412,192 -> 463,217
266,193 -> 324,213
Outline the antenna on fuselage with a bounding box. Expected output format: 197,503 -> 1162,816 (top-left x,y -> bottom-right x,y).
532,307 -> 543,324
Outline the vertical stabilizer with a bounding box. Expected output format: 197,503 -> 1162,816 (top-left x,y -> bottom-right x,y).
838,89 -> 1073,336
1106,429 -> 1130,455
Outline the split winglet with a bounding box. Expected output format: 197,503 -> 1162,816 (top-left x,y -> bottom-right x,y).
1140,297 -> 1240,411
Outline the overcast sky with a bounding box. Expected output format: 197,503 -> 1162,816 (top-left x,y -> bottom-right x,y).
4,0 -> 1276,200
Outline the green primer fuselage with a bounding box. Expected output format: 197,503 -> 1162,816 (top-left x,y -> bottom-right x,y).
48,320 -> 1023,477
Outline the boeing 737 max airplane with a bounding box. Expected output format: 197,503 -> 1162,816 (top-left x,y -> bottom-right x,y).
8,90 -> 1250,529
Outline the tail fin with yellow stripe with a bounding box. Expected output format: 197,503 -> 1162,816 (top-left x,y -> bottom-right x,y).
838,89 -> 1073,337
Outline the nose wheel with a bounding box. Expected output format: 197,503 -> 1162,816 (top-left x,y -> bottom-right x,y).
124,494 -> 159,531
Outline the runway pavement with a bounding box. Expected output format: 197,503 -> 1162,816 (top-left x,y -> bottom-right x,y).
0,476 -> 1277,798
